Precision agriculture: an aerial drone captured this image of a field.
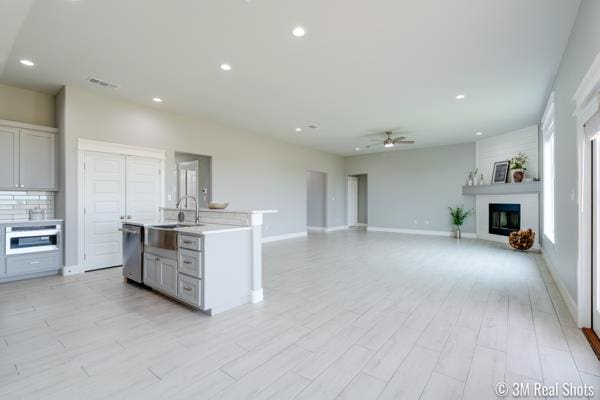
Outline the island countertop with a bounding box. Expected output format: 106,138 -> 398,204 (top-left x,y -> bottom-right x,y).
123,220 -> 251,236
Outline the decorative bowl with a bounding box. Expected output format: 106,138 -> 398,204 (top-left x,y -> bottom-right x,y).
208,202 -> 229,210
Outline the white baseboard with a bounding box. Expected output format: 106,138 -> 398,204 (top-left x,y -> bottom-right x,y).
325,225 -> 349,232
251,289 -> 264,303
367,226 -> 476,239
541,250 -> 578,323
262,231 -> 307,243
307,225 -> 349,232
62,265 -> 86,276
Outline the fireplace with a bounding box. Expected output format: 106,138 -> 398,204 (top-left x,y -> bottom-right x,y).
489,203 -> 520,236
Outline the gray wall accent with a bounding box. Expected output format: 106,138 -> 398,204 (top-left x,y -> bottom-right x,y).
542,0 -> 600,301
0,84 -> 56,127
306,171 -> 327,228
345,143 -> 476,233
57,86 -> 346,267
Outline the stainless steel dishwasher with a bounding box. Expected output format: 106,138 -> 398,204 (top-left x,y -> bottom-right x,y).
121,224 -> 144,283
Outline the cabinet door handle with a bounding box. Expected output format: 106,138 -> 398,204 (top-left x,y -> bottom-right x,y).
183,286 -> 192,291
155,257 -> 160,262
183,240 -> 192,244
183,261 -> 192,265
29,261 -> 40,265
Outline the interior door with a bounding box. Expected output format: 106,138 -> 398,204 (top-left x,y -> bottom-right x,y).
126,156 -> 161,221
347,177 -> 358,226
84,151 -> 126,270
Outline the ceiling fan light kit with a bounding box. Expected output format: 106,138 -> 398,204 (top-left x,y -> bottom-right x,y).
365,130 -> 415,149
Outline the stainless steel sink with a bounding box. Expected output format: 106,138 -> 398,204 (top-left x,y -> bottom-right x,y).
145,224 -> 203,250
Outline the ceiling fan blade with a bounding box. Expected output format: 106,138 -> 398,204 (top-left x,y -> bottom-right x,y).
395,140 -> 415,144
365,143 -> 383,149
370,138 -> 384,142
391,136 -> 406,142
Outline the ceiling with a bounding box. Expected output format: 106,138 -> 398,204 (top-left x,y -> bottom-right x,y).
0,0 -> 580,155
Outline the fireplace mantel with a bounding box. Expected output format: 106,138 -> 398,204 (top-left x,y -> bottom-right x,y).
462,181 -> 540,196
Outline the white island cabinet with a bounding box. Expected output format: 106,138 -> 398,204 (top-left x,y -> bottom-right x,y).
139,222 -> 253,315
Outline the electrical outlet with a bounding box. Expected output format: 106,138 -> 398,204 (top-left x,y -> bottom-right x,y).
167,194 -> 172,201
413,219 -> 418,225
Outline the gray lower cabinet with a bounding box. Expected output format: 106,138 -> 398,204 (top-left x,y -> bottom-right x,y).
143,252 -> 178,296
177,274 -> 202,307
0,251 -> 62,282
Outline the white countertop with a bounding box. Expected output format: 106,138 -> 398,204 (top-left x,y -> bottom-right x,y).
123,220 -> 251,236
161,208 -> 278,214
0,219 -> 64,226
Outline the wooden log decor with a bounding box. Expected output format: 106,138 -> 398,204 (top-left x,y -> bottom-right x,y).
508,229 -> 535,251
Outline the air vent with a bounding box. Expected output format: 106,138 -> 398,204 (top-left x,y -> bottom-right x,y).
87,77 -> 119,89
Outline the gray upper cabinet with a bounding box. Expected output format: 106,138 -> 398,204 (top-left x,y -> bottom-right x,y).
0,121 -> 58,191
0,126 -> 19,189
19,129 -> 56,190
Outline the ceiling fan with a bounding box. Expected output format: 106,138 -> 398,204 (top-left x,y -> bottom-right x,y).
365,131 -> 415,149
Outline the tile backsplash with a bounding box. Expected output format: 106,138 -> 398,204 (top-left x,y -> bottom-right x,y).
0,191 -> 55,222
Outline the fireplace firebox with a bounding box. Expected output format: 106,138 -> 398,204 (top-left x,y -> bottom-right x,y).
489,203 -> 520,236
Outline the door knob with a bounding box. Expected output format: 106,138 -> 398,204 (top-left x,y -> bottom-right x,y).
120,216 -> 125,220
127,215 -> 132,219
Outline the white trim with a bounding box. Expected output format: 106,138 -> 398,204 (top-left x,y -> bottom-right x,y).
251,289 -> 263,303
62,265 -> 86,276
367,226 -> 476,238
77,138 -> 167,160
262,231 -> 307,243
325,225 -> 349,232
573,50 -> 600,328
541,250 -> 578,323
307,226 -> 326,232
0,119 -> 58,133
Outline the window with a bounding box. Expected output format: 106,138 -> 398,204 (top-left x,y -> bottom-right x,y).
542,93 -> 555,243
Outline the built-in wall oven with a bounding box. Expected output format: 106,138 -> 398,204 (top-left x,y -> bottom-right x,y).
5,224 -> 61,255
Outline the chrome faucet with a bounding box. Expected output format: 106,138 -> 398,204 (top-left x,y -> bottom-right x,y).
176,195 -> 200,224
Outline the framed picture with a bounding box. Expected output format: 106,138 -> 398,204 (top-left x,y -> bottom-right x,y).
492,161 -> 510,184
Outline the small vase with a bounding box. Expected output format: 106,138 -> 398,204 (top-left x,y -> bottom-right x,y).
512,169 -> 525,183
455,228 -> 461,239
468,178 -> 473,186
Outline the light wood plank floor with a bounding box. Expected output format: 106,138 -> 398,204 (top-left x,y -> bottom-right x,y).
1,229 -> 599,399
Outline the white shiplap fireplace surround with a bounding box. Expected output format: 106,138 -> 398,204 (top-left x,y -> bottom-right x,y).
469,125 -> 541,249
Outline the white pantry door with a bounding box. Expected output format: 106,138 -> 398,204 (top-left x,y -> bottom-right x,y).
126,156 -> 161,221
347,177 -> 358,226
84,151 -> 126,270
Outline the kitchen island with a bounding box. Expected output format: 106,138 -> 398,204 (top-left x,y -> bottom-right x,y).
124,207 -> 275,315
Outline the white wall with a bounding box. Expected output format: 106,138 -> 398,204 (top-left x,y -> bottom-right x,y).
306,171 -> 327,228
543,0 -> 600,302
476,125 -> 539,183
58,86 -> 346,267
345,143 -> 476,234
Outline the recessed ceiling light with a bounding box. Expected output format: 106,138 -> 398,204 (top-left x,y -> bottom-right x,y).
19,59 -> 35,67
152,97 -> 163,103
292,26 -> 306,37
475,131 -> 483,136
295,128 -> 302,132
355,147 -> 360,151
455,94 -> 465,100
220,63 -> 232,71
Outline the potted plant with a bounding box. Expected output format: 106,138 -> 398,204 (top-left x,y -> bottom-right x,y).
449,206 -> 474,239
510,152 -> 528,183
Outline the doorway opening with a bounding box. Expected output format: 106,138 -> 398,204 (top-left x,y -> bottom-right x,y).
306,171 -> 327,230
347,174 -> 368,227
175,152 -> 212,209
